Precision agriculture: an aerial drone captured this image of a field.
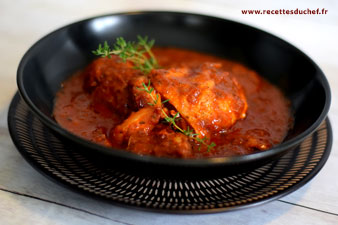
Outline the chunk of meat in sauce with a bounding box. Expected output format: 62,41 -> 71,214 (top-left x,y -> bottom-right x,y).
111,107 -> 161,146
127,125 -> 193,158
150,62 -> 248,138
130,76 -> 161,109
83,56 -> 141,117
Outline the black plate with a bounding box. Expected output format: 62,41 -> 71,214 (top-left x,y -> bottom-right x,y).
17,11 -> 331,176
8,93 -> 332,213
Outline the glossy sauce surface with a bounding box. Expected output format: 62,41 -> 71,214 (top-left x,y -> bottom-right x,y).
54,47 -> 292,158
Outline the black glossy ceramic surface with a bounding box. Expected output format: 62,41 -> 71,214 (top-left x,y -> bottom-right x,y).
8,93 -> 332,213
17,12 -> 331,175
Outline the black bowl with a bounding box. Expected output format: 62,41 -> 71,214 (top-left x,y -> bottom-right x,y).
17,11 -> 330,178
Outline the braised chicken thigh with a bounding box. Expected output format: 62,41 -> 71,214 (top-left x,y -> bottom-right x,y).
150,62 -> 247,138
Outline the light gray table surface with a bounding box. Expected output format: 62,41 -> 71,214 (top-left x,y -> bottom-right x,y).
0,0 -> 337,224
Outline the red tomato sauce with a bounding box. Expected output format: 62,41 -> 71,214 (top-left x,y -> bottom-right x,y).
54,47 -> 293,158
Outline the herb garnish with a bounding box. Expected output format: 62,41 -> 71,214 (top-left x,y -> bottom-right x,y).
93,36 -> 216,151
92,36 -> 158,74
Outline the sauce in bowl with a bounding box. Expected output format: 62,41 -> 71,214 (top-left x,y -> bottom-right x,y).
54,47 -> 293,158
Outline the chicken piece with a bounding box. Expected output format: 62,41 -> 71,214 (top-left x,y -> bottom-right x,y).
243,129 -> 272,150
127,125 -> 193,158
217,128 -> 273,156
152,127 -> 193,158
90,127 -> 112,147
129,76 -> 161,109
110,107 -> 161,146
83,56 -> 142,116
150,63 -> 248,138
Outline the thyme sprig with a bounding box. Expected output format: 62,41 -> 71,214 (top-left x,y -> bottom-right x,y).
93,36 -> 216,151
92,36 -> 159,74
137,81 -> 216,151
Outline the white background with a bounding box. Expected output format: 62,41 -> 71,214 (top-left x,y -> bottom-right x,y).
0,0 -> 337,224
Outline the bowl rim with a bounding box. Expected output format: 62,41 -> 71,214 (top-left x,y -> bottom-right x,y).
17,11 -> 331,167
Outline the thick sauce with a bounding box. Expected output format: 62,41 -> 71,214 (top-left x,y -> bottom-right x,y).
54,47 -> 292,158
